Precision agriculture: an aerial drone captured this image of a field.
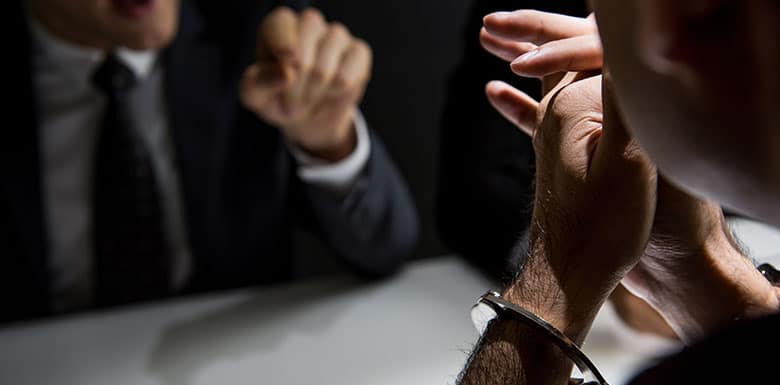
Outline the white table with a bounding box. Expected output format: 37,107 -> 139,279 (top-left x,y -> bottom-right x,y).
1,219 -> 777,385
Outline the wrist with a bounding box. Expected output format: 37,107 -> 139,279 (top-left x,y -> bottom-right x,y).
462,319 -> 573,385
290,110 -> 357,163
501,282 -> 602,347
502,239 -> 611,345
639,229 -> 780,342
294,126 -> 356,163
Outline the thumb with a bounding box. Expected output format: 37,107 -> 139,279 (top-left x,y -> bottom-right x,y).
587,75 -> 657,271
256,7 -> 300,65
592,74 -> 654,177
590,73 -> 657,222
600,75 -> 634,152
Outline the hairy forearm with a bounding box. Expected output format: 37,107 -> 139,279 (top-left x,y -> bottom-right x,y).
459,320 -> 573,385
458,241 -> 609,385
638,230 -> 780,342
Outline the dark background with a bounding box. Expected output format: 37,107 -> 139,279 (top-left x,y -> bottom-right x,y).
294,0 -> 475,275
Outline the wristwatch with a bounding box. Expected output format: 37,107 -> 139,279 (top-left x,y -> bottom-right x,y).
471,291 -> 609,385
758,263 -> 780,286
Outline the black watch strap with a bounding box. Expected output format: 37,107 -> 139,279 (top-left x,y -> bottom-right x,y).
758,263 -> 780,286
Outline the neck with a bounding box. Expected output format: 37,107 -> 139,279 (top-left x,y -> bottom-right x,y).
28,0 -> 113,51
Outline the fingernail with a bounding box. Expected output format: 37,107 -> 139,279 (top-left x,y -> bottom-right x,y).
513,49 -> 539,64
484,11 -> 510,23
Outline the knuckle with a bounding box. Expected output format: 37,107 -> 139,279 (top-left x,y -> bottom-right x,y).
513,9 -> 538,19
309,67 -> 331,83
301,8 -> 325,25
553,85 -> 580,110
351,40 -> 373,70
531,129 -> 546,153
331,73 -> 352,92
269,6 -> 294,20
510,10 -> 541,28
532,108 -> 557,152
549,102 -> 570,123
299,61 -> 314,76
328,22 -> 350,39
532,17 -> 545,43
622,139 -> 649,164
354,39 -> 372,57
535,104 -> 547,128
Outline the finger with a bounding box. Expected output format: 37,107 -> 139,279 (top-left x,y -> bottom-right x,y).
483,10 -> 596,45
288,8 -> 328,103
332,39 -> 372,99
589,75 -> 657,253
239,63 -> 291,115
588,74 -> 656,209
600,75 -> 633,150
480,27 -> 538,62
511,34 -> 603,77
257,6 -> 300,65
485,80 -> 539,136
304,23 -> 353,105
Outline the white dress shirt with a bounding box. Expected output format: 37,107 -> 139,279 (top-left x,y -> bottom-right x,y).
28,16 -> 371,312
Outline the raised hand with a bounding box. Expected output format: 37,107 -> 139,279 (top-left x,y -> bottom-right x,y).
480,10 -> 603,135
500,70 -> 657,341
481,10 -> 780,342
240,7 -> 372,162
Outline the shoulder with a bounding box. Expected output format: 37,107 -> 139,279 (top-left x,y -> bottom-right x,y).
630,313 -> 780,385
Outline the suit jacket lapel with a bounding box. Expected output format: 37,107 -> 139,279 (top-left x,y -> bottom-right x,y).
3,1 -> 50,311
163,1 -> 234,273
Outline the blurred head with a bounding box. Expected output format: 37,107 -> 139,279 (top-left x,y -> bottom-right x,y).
29,0 -> 180,51
591,0 -> 780,225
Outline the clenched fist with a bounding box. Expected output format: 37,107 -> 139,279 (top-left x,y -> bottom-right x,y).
240,7 -> 372,162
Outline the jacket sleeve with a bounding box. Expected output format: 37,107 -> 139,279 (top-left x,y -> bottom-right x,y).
294,130 -> 419,277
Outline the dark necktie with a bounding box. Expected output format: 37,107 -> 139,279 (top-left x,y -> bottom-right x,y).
92,55 -> 171,307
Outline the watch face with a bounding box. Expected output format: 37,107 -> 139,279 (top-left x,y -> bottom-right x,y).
759,263 -> 780,286
471,301 -> 498,336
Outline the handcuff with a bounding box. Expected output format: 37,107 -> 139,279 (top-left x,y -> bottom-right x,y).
471,263 -> 780,385
471,290 -> 609,385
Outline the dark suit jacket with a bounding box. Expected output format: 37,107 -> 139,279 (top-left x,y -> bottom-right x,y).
436,0 -> 588,280
1,0 -> 418,324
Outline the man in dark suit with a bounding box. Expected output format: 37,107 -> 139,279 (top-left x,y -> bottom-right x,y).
2,0 -> 418,323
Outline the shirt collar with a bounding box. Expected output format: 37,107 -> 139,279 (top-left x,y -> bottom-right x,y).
28,11 -> 158,81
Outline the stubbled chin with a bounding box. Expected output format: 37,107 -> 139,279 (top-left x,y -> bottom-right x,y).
113,15 -> 178,50
114,30 -> 173,50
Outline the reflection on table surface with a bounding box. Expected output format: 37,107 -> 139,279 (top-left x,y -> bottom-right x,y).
0,218 -> 777,385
